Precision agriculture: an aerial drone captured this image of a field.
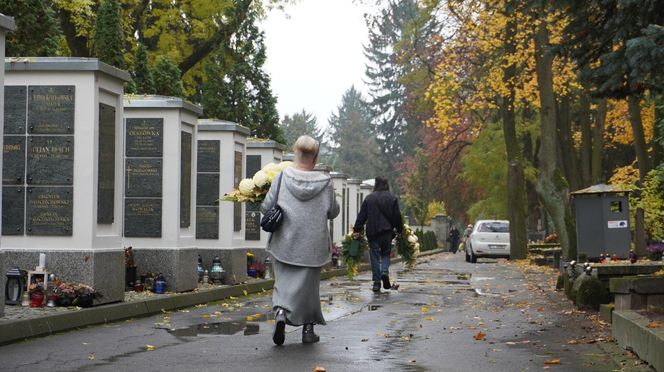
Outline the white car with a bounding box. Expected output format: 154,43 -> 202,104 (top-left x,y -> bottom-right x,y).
465,220 -> 510,263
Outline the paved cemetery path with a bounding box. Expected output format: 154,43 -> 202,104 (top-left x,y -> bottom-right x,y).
0,253 -> 651,371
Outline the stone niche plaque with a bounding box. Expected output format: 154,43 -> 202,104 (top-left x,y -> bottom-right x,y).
126,118 -> 163,157
28,86 -> 75,134
4,86 -> 26,134
196,173 -> 219,206
124,199 -> 162,237
2,186 -> 24,235
27,136 -> 74,185
180,132 -> 192,227
234,151 -> 242,232
246,155 -> 261,178
3,136 -> 25,185
196,206 -> 219,239
197,140 -> 220,173
97,103 -> 116,224
26,186 -> 73,236
245,202 -> 261,241
125,159 -> 162,197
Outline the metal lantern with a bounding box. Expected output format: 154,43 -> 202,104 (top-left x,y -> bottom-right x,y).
210,256 -> 224,284
5,267 -> 25,305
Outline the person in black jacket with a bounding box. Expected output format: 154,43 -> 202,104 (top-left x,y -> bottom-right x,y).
353,176 -> 404,292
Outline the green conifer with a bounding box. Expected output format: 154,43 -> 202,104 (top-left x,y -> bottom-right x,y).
92,0 -> 125,69
153,56 -> 185,97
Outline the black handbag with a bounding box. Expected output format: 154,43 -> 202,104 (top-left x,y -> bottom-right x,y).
261,173 -> 284,233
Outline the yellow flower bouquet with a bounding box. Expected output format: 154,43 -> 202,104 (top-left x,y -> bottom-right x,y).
222,161 -> 293,203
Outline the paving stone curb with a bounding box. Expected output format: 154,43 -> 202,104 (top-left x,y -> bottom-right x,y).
0,249 -> 444,345
612,310 -> 664,372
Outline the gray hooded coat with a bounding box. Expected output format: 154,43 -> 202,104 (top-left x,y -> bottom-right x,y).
261,167 -> 340,267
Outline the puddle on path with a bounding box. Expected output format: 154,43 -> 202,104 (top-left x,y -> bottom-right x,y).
167,321 -> 261,337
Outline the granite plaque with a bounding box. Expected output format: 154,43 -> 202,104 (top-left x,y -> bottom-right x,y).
27,136 -> 74,185
28,86 -> 75,134
197,140 -> 220,173
246,155 -> 262,178
245,202 -> 261,241
196,206 -> 219,239
126,118 -> 163,157
125,159 -> 162,197
2,187 -> 24,235
26,186 -> 73,236
98,103 -> 116,224
3,136 -> 25,185
4,86 -> 27,134
234,151 -> 242,232
124,198 -> 162,237
196,173 -> 219,206
180,131 -> 192,227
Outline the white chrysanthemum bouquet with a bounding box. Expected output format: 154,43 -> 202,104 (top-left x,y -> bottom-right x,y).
397,224 -> 420,270
222,161 -> 294,203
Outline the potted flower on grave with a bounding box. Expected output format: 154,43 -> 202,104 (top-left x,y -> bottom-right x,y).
56,282 -> 75,306
28,282 -> 45,308
124,246 -> 137,290
647,240 -> 664,261
71,283 -> 101,308
331,243 -> 340,268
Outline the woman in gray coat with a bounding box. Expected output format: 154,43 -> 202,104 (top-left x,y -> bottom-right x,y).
261,135 -> 339,345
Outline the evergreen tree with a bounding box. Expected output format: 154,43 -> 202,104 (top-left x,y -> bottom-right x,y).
280,110 -> 324,149
202,10 -> 282,142
328,86 -> 383,179
132,44 -> 155,94
92,0 -> 125,69
2,0 -> 61,57
153,56 -> 185,97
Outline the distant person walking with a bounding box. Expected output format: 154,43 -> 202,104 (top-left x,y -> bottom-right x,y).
448,226 -> 460,254
353,176 -> 403,293
262,135 -> 340,345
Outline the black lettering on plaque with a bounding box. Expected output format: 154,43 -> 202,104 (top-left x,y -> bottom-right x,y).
196,173 -> 219,206
3,136 -> 25,185
246,155 -> 261,178
197,140 -> 220,173
234,151 -> 242,232
180,131 -> 192,227
2,186 -> 24,235
27,136 -> 74,185
26,186 -> 73,236
124,199 -> 162,237
4,86 -> 27,134
196,206 -> 219,239
126,118 -> 163,157
98,103 -> 116,224
28,86 -> 75,134
125,159 -> 162,197
245,202 -> 261,241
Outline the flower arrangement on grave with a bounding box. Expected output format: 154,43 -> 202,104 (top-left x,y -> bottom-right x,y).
341,232 -> 369,280
29,281 -> 45,307
397,224 -> 420,270
331,243 -> 340,267
647,241 -> 664,261
56,282 -> 101,308
222,161 -> 294,203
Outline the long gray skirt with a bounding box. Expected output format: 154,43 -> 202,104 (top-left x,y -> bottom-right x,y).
272,259 -> 326,326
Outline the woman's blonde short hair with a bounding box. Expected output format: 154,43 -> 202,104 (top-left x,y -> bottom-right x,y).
293,135 -> 319,162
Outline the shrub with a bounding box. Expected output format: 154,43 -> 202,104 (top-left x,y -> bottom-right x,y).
414,230 -> 438,252
575,276 -> 609,311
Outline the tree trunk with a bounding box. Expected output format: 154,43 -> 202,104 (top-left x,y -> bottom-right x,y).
58,9 -> 90,57
501,4 -> 528,260
579,91 -> 592,187
534,16 -> 576,260
628,95 -> 651,256
591,99 -> 607,184
557,94 -> 581,191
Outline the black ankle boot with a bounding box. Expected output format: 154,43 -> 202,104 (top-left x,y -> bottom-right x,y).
302,323 -> 319,344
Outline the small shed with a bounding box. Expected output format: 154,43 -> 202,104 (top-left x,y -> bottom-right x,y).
571,184 -> 631,260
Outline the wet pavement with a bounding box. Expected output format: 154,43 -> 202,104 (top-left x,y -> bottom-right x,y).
0,252 -> 653,371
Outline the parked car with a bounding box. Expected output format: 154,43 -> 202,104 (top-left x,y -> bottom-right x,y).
465,220 -> 510,263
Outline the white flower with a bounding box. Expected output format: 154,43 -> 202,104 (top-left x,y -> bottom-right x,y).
414,243 -> 420,252
238,178 -> 256,195
408,235 -> 418,244
252,170 -> 269,188
278,161 -> 293,171
262,162 -> 280,174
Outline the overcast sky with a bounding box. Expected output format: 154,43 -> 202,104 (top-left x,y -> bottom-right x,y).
260,0 -> 372,132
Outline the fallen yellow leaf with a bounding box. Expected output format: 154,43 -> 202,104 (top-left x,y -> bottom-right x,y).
425,317 -> 435,321
242,290 -> 248,296
544,359 -> 560,365
421,307 -> 429,312
145,344 -> 155,351
314,367 -> 326,372
246,316 -> 254,321
88,353 -> 95,360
